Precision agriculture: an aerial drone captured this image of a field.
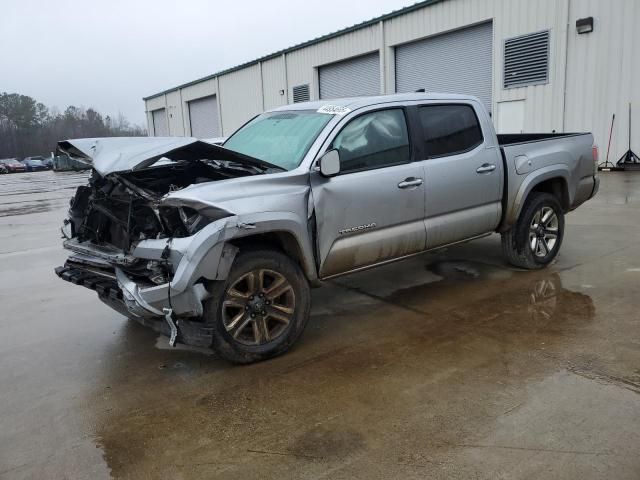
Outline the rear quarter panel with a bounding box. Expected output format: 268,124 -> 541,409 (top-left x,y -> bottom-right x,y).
502,133 -> 595,227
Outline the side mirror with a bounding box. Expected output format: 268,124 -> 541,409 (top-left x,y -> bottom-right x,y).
318,149 -> 340,177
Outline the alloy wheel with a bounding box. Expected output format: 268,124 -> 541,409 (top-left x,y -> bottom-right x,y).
529,206 -> 559,258
222,269 -> 295,346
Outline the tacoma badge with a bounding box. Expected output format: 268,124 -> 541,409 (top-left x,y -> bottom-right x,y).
338,223 -> 377,235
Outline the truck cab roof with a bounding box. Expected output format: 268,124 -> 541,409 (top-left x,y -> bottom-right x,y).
270,92 -> 482,113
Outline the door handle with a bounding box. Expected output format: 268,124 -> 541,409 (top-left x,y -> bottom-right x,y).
476,163 -> 496,174
398,177 -> 423,189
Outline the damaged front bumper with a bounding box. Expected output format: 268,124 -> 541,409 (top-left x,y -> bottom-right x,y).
55,217 -> 240,347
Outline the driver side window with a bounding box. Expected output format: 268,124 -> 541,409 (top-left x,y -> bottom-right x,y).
332,109 -> 410,173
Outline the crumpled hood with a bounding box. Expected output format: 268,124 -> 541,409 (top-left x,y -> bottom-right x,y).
162,170 -> 311,217
56,137 -> 276,176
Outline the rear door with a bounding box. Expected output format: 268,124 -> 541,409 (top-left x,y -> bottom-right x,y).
417,102 -> 503,249
311,106 -> 426,278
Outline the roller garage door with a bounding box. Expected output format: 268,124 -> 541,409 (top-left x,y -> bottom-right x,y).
152,108 -> 168,136
395,22 -> 493,111
319,52 -> 380,99
188,95 -> 221,138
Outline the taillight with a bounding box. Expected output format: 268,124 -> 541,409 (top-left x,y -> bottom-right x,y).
592,145 -> 599,168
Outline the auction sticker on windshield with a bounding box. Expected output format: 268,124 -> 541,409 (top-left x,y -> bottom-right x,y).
317,105 -> 351,115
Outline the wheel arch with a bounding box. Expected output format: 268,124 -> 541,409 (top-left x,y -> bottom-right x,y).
508,166 -> 571,226
531,177 -> 570,211
224,213 -> 319,284
228,230 -> 316,281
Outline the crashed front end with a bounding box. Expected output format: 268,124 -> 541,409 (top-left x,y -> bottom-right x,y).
54,137 -> 267,347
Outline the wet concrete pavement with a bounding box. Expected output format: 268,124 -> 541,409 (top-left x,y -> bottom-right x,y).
1,170 -> 639,479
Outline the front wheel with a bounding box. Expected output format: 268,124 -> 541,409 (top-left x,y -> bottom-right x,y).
501,192 -> 565,269
204,249 -> 311,364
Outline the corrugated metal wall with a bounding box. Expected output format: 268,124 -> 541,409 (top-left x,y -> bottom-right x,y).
218,64 -> 264,134
285,24 -> 382,102
319,52 -> 381,99
164,90 -> 183,136
144,0 -> 636,157
145,95 -> 165,135
564,0 -> 640,161
180,78 -> 218,136
188,96 -> 220,138
383,0 -> 568,133
395,21 -> 493,111
151,109 -> 168,136
261,56 -> 288,110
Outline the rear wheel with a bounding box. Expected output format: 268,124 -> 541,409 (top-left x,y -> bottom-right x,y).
204,249 -> 311,364
502,192 -> 565,269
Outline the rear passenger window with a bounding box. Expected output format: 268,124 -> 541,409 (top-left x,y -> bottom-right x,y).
332,109 -> 410,173
418,104 -> 483,157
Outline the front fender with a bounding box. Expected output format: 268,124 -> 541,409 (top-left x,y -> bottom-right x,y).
170,217 -> 239,293
166,211 -> 317,294
223,211 -> 318,282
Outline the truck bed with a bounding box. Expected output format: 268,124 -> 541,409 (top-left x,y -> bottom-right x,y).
497,132 -> 588,146
498,132 -> 596,227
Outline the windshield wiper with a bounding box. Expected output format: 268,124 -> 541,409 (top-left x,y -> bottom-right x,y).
231,161 -> 286,173
211,144 -> 287,173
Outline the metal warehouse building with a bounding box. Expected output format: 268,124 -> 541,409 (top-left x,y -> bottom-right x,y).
143,0 -> 639,160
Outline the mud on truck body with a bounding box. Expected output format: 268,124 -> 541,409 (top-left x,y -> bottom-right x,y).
56,93 -> 599,363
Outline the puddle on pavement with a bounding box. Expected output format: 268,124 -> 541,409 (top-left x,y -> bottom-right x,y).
426,259 -> 512,281
86,263 -> 604,478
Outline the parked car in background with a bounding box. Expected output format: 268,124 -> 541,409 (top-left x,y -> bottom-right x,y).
24,155 -> 49,165
0,158 -> 27,173
22,159 -> 50,172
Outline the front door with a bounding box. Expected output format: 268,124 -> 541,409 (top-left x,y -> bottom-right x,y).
310,107 -> 426,278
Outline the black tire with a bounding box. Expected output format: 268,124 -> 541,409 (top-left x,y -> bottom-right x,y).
204,249 -> 311,364
501,192 -> 565,270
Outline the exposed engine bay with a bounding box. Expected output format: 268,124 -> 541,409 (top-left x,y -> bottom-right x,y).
59,137 -> 281,253
67,161 -> 248,253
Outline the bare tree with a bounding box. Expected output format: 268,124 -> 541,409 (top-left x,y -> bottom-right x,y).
0,92 -> 147,159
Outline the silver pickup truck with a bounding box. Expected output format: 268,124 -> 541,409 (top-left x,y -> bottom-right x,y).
55,93 -> 599,363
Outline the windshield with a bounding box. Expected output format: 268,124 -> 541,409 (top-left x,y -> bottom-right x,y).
223,110 -> 332,171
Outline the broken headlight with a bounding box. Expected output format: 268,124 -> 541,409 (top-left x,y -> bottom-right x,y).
147,260 -> 169,285
178,206 -> 212,235
160,203 -> 232,237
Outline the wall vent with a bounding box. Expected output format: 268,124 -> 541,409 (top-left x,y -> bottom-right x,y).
504,30 -> 549,88
292,84 -> 310,103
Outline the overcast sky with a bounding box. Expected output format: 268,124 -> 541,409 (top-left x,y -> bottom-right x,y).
1,0 -> 416,126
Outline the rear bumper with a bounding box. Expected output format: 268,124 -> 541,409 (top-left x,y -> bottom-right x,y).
591,175 -> 600,198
